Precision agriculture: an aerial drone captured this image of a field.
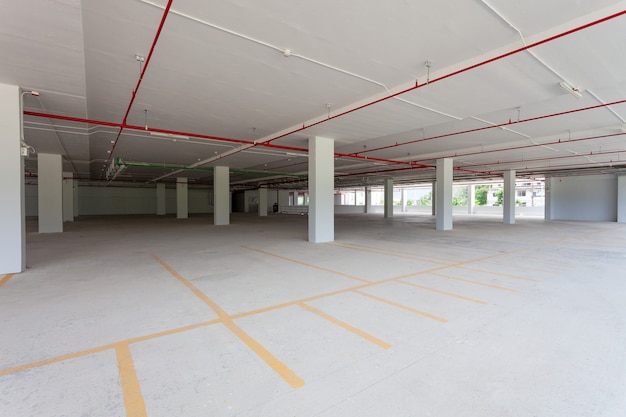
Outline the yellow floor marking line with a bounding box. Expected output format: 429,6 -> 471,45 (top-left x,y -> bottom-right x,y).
0,319 -> 221,377
299,303 -> 392,349
328,242 -> 449,265
152,254 -> 305,388
240,245 -> 370,283
339,241 -> 457,264
506,256 -> 571,268
430,272 -> 517,292
354,290 -> 448,323
479,260 -> 558,274
396,280 -> 488,305
115,344 -> 148,417
0,274 -> 15,288
456,266 -> 541,282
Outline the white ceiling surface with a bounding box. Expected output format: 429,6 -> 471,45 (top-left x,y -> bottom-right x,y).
2,0 -> 626,187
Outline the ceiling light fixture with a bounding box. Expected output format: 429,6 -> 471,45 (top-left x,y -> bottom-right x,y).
149,131 -> 189,140
559,81 -> 582,99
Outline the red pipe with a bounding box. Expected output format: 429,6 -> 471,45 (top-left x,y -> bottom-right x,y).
357,99 -> 626,155
108,0 -> 173,158
263,10 -> 626,146
408,132 -> 626,164
23,110 -> 424,167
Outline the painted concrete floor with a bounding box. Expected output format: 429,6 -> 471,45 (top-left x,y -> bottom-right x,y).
1,213 -> 626,417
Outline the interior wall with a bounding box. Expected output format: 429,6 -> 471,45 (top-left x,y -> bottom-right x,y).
25,185 -> 214,216
549,174 -> 617,221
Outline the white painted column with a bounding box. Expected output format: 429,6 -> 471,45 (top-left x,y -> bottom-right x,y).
62,172 -> 74,222
258,187 -> 268,217
468,184 -> 475,215
431,181 -> 436,216
401,188 -> 407,213
618,174 -> 626,223
435,158 -> 453,230
293,191 -> 299,205
365,186 -> 372,213
214,166 -> 230,225
38,153 -> 63,233
544,176 -> 554,220
384,178 -> 393,218
176,177 -> 188,219
503,170 -> 516,224
0,83 -> 25,273
308,136 -> 334,243
278,189 -> 289,212
156,183 -> 166,215
73,183 -> 79,218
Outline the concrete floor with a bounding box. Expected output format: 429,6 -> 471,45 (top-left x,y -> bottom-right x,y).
1,213 -> 626,417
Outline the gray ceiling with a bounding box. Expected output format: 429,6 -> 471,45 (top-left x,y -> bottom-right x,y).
2,0 -> 626,188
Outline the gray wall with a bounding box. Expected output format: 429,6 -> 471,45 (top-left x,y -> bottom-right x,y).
548,174 -> 617,221
26,184 -> 214,216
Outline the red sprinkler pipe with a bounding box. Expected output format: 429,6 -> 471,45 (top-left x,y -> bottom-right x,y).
23,111 -> 424,168
263,10 -> 626,146
108,0 -> 174,158
357,99 -> 626,155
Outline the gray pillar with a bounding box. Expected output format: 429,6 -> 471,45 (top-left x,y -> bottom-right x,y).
431,181 -> 436,216
619,175 -> 626,223
468,184 -> 475,215
73,182 -> 79,218
176,177 -> 188,219
308,136 -> 334,243
259,187 -> 268,217
38,153 -> 63,233
384,178 -> 393,218
365,186 -> 372,213
293,191 -> 299,205
503,170 -> 516,225
278,189 -> 289,211
401,188 -> 407,213
0,83 -> 25,273
156,183 -> 166,215
544,176 -> 553,220
62,172 -> 74,222
435,158 -> 453,230
214,166 -> 230,225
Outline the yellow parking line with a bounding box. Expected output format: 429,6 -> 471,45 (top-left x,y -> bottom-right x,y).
0,274 -> 15,288
479,260 -> 558,274
152,254 -> 305,388
241,246 -> 370,283
115,344 -> 148,417
354,290 -> 448,323
396,280 -> 488,305
299,303 -> 392,349
430,272 -> 517,292
0,319 -> 221,377
328,242 -> 449,265
457,266 -> 541,282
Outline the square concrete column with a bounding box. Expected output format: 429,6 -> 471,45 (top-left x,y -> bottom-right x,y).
278,189 -> 289,212
618,175 -> 626,223
401,188 -> 407,213
62,172 -> 74,222
293,191 -> 299,205
364,186 -> 372,213
73,182 -> 79,218
258,187 -> 268,217
431,181 -> 436,216
38,153 -> 63,233
544,176 -> 554,220
503,170 -> 516,224
468,184 -> 475,215
384,178 -> 393,218
156,183 -> 166,215
308,136 -> 334,243
436,158 -> 453,230
214,166 -> 230,225
176,177 -> 188,219
0,83 -> 25,273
